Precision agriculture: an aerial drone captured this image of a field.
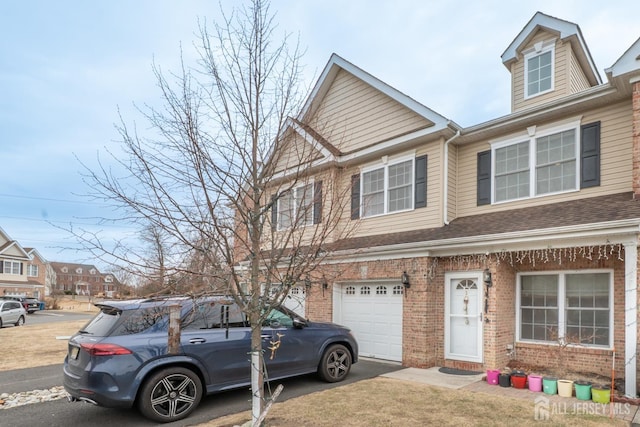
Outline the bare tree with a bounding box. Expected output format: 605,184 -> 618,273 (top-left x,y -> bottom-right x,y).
76,0 -> 354,424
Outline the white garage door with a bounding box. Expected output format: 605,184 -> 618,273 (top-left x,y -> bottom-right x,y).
335,283 -> 403,362
282,286 -> 306,317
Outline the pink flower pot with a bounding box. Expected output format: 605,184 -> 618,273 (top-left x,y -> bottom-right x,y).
528,375 -> 542,392
486,369 -> 500,385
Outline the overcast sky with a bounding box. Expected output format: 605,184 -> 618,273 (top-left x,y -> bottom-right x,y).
1,0 -> 639,268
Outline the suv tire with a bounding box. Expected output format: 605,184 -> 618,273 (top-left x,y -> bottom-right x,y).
14,316 -> 25,326
138,367 -> 202,423
318,344 -> 352,382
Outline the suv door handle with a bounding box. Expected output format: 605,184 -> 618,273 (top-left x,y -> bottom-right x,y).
189,338 -> 206,344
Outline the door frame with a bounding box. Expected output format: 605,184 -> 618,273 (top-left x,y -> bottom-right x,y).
444,271 -> 484,363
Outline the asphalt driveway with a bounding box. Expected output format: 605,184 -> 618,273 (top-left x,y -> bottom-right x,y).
0,359 -> 403,426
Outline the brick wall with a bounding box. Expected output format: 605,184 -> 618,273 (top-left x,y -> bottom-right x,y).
505,254 -> 625,379
307,249 -> 630,381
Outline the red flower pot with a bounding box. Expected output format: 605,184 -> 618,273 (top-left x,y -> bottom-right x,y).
511,374 -> 527,389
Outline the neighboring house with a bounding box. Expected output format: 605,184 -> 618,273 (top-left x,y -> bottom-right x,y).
50,262 -> 120,297
0,227 -> 46,299
261,12 -> 640,397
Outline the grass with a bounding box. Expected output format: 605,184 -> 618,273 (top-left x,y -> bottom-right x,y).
200,378 -> 627,426
0,298 -> 630,426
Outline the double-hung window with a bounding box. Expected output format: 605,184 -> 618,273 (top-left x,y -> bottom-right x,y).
361,158 -> 413,218
493,120 -> 579,203
518,271 -> 611,347
524,42 -> 554,98
27,264 -> 39,277
277,183 -> 314,230
3,261 -> 21,275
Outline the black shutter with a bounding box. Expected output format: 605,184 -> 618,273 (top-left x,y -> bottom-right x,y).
270,194 -> 278,230
350,174 -> 361,219
313,181 -> 323,224
477,150 -> 491,206
414,155 -> 428,208
0,262 -> 3,273
20,263 -> 23,275
580,121 -> 601,189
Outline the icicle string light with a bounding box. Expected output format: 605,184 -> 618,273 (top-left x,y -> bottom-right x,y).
441,243 -> 624,271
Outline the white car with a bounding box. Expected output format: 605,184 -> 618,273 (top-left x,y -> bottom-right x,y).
0,300 -> 26,328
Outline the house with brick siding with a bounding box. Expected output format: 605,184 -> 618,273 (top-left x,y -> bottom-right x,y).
262,12 -> 640,397
50,262 -> 119,297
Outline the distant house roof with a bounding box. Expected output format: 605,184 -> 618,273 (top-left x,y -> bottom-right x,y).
50,262 -> 101,274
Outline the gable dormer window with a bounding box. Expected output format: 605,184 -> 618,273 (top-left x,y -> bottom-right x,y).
76,267 -> 83,274
62,267 -> 68,273
524,41 -> 555,98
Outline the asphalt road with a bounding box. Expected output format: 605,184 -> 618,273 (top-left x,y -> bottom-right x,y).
0,359 -> 401,427
20,310 -> 95,326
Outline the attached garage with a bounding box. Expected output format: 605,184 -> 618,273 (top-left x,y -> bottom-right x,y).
282,285 -> 306,317
333,282 -> 403,362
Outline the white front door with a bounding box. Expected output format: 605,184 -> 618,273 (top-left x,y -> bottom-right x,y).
445,272 -> 483,363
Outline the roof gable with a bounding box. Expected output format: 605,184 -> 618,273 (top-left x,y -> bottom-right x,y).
299,54 -> 451,132
502,12 -> 601,86
606,36 -> 640,79
0,240 -> 30,259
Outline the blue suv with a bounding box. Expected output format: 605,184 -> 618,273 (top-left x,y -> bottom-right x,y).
63,296 -> 358,423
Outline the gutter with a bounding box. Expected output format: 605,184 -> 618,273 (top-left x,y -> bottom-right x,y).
443,130 -> 461,225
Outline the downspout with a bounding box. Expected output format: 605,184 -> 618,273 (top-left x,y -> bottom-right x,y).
443,130 -> 461,225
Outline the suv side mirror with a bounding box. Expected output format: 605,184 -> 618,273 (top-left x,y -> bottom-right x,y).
292,318 -> 306,329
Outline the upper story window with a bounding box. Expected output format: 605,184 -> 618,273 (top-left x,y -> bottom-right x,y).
76,267 -> 83,274
492,120 -> 579,203
61,267 -> 68,273
105,275 -> 113,283
277,183 -> 314,230
3,260 -> 22,275
361,157 -> 413,218
90,269 -> 97,275
27,264 -> 39,277
524,41 -> 555,99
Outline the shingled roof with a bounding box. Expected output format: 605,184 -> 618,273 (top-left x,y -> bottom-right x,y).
332,192 -> 640,252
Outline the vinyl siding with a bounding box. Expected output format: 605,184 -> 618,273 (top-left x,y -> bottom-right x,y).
455,101 -> 632,218
446,143 -> 457,221
569,47 -> 590,93
313,70 -> 433,153
512,32 -> 569,112
341,142 -> 443,237
272,128 -> 323,173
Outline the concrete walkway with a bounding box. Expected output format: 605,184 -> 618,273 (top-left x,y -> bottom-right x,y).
382,367 -> 640,425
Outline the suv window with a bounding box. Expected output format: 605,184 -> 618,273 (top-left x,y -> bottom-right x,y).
264,307 -> 293,328
184,301 -> 248,330
111,306 -> 170,336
